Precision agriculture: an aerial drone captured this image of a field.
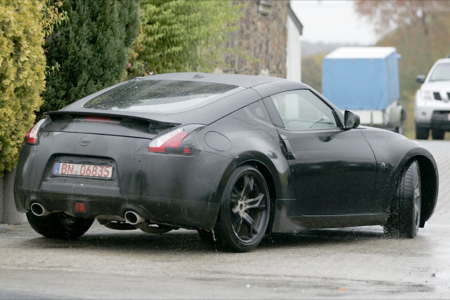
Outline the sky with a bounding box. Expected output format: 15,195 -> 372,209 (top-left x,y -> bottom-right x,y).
291,0 -> 378,45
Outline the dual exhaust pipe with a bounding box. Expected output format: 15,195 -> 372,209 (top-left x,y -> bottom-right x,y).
30,202 -> 50,217
31,203 -> 145,226
125,211 -> 172,234
124,211 -> 145,225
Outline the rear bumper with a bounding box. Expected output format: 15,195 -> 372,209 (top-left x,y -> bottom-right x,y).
14,132 -> 233,229
14,186 -> 220,229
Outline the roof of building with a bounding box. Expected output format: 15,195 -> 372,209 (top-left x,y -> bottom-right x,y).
287,3 -> 303,35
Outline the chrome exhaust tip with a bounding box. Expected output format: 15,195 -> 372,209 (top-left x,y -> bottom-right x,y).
124,211 -> 145,225
30,203 -> 50,217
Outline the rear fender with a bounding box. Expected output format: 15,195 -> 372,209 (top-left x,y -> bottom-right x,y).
212,150 -> 294,232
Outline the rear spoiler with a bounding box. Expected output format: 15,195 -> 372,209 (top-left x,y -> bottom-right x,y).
44,111 -> 180,135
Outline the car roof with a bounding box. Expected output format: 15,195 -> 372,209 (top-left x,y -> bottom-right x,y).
141,72 -> 299,88
58,73 -> 311,125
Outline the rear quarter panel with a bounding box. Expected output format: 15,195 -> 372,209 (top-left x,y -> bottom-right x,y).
199,105 -> 299,227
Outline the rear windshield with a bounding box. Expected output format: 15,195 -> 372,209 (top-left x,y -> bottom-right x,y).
430,63 -> 450,82
83,80 -> 241,113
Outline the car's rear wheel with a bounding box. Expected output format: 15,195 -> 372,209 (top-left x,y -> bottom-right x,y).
384,161 -> 421,238
415,125 -> 429,140
26,212 -> 94,240
432,129 -> 445,140
206,165 -> 270,252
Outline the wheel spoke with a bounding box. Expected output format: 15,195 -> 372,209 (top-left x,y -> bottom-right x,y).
244,193 -> 265,210
230,186 -> 241,213
241,175 -> 254,198
231,186 -> 241,200
242,212 -> 258,236
232,216 -> 243,234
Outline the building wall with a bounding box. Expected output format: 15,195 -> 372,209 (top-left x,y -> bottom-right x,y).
222,0 -> 289,78
286,14 -> 301,82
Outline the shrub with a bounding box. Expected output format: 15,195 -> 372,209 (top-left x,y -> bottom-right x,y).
0,0 -> 46,176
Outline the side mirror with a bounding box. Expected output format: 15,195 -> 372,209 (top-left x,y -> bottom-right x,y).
344,110 -> 360,130
416,75 -> 425,84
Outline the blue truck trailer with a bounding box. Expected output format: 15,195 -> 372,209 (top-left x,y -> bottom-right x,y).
322,47 -> 406,133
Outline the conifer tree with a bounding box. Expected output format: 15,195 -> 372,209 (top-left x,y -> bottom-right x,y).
42,0 -> 140,113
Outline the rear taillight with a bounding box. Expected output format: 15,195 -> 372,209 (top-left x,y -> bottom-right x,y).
25,119 -> 46,144
149,128 -> 188,153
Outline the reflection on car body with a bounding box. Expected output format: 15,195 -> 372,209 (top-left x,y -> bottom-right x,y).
15,73 -> 439,252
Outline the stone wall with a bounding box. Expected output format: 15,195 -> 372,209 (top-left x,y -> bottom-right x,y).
222,0 -> 288,78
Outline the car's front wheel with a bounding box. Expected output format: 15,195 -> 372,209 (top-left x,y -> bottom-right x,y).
207,165 -> 271,252
384,161 -> 421,238
26,212 -> 94,240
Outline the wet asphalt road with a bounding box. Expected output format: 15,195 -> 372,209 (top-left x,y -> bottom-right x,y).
1,140 -> 450,299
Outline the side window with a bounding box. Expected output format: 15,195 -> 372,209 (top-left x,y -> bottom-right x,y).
271,90 -> 337,130
248,101 -> 271,123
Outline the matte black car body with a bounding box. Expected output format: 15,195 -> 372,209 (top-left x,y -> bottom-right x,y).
14,73 -> 438,251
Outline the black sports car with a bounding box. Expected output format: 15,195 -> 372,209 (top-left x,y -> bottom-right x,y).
14,73 -> 439,252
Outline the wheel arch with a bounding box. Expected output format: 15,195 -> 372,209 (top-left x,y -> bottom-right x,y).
212,151 -> 287,232
415,155 -> 439,226
242,160 -> 278,234
388,154 -> 438,227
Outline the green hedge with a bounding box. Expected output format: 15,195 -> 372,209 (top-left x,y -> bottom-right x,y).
0,0 -> 46,177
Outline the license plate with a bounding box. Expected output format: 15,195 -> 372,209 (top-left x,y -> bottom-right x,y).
53,162 -> 113,178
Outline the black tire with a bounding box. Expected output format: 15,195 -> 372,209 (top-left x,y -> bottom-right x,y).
415,125 -> 429,140
384,161 -> 421,238
26,212 -> 94,240
211,165 -> 271,252
432,129 -> 445,140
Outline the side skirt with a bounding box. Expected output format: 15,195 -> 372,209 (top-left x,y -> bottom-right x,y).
272,213 -> 389,233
